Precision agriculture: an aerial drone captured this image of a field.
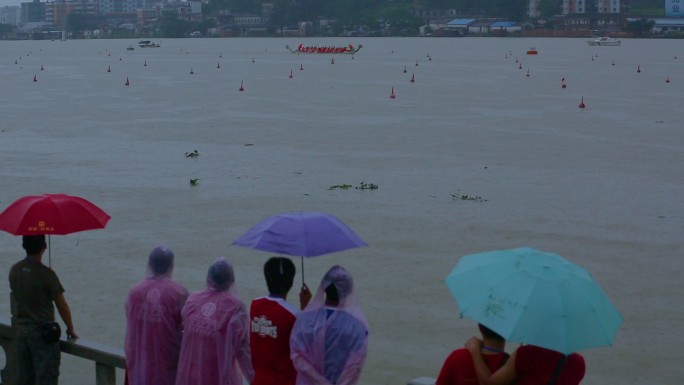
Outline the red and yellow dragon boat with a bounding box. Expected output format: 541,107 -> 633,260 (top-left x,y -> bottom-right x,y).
286,43 -> 362,54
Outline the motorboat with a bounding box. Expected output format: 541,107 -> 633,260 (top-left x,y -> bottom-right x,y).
526,47 -> 538,55
138,40 -> 161,48
587,37 -> 621,46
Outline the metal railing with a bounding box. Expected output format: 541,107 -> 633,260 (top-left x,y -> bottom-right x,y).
0,317 -> 125,385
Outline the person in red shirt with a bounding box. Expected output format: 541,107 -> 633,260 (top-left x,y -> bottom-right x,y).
436,324 -> 508,385
466,337 -> 585,385
250,257 -> 311,385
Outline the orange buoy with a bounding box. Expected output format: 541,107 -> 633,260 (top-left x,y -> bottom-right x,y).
579,96 -> 585,109
390,87 -> 396,99
33,75 -> 37,82
289,69 -> 293,78
410,73 -> 415,83
239,80 -> 244,92
125,77 -> 130,86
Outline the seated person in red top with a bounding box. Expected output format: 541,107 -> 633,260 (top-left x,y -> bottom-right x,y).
465,337 -> 585,385
436,324 -> 508,385
250,257 -> 311,385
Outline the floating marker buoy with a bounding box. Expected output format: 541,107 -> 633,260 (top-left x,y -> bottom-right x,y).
410,73 -> 415,83
125,77 -> 130,86
561,78 -> 567,88
41,64 -> 44,71
515,57 -> 519,63
428,55 -> 432,61
591,56 -> 594,61
666,75 -> 671,83
505,53 -> 508,59
217,62 -> 220,69
119,57 -> 122,61
526,69 -> 530,77
637,65 -> 641,73
579,96 -> 585,109
289,69 -> 293,78
403,65 -> 407,73
331,58 -> 335,64
300,64 -> 303,71
219,54 -> 223,58
107,65 -> 111,73
415,60 -> 419,67
33,75 -> 37,82
190,67 -> 194,75
518,62 -> 522,69
251,58 -> 255,63
239,80 -> 244,92
611,60 -> 615,66
390,87 -> 396,99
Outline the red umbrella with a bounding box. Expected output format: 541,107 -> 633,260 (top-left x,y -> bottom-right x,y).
0,194 -> 111,265
0,194 -> 110,235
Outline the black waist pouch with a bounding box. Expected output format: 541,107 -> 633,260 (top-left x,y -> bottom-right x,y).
41,321 -> 61,344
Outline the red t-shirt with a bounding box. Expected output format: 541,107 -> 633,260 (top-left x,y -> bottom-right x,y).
515,345 -> 585,385
250,296 -> 298,385
436,348 -> 508,385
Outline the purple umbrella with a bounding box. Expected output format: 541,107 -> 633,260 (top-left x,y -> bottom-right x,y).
232,211 -> 367,283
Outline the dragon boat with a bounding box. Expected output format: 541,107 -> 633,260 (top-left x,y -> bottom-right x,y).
286,44 -> 362,54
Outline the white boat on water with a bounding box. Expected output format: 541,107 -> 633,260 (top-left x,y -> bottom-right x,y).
587,37 -> 621,46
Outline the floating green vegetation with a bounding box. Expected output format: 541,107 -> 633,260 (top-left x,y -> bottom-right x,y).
190,178 -> 199,186
185,150 -> 199,158
328,184 -> 353,190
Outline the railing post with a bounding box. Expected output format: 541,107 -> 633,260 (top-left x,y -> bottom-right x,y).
0,320 -> 18,385
95,362 -> 116,385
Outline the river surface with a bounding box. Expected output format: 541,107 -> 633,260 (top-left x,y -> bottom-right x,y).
1,37 -> 683,385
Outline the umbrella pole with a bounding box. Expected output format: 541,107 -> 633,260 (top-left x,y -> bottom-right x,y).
48,235 -> 51,268
301,257 -> 305,286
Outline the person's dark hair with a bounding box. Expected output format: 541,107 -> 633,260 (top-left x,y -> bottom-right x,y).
264,257 -> 295,296
325,283 -> 340,304
478,323 -> 505,341
22,235 -> 47,255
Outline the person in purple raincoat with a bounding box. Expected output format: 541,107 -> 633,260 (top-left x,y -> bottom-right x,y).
125,245 -> 188,385
290,265 -> 369,385
175,257 -> 254,385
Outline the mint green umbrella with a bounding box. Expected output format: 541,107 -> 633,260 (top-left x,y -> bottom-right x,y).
445,247 -> 623,354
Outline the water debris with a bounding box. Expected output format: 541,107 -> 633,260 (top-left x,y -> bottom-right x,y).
185,150 -> 199,158
451,191 -> 487,202
328,182 -> 379,190
190,179 -> 199,186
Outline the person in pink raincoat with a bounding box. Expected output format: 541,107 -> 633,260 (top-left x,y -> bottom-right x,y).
290,265 -> 369,385
175,257 -> 254,385
125,245 -> 189,385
